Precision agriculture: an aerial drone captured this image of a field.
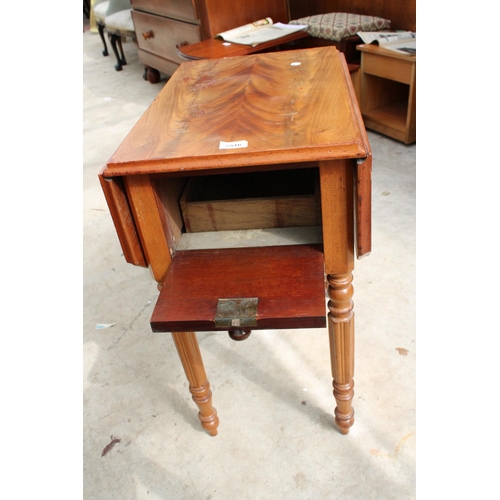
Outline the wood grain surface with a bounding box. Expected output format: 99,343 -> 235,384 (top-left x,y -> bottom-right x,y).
177,32 -> 309,60
105,47 -> 370,176
150,245 -> 327,332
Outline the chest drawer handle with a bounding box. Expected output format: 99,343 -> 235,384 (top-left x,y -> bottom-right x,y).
142,30 -> 154,40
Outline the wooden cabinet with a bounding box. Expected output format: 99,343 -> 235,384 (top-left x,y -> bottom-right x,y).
357,44 -> 416,144
131,0 -> 290,82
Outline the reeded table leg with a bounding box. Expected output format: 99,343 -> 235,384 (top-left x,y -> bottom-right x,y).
327,273 -> 355,434
319,158 -> 356,435
171,332 -> 219,436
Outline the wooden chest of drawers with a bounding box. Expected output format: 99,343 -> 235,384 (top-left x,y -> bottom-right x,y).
131,0 -> 290,82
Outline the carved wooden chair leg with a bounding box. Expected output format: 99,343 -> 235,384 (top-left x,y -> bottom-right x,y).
171,332 -> 219,436
327,273 -> 355,434
110,34 -> 126,71
116,35 -> 127,66
97,22 -> 108,56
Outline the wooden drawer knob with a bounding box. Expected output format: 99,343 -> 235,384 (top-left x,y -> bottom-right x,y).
142,30 -> 154,40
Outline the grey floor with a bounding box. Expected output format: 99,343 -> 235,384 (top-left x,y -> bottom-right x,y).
83,24 -> 416,500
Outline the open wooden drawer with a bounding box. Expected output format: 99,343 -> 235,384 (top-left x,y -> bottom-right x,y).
149,165 -> 327,334
150,244 -> 327,333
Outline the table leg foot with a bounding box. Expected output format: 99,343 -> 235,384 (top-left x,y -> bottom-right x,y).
333,380 -> 355,434
190,382 -> 219,436
145,66 -> 161,84
172,332 -> 219,436
327,273 -> 355,434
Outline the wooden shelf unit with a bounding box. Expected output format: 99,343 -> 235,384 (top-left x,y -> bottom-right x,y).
357,44 -> 416,144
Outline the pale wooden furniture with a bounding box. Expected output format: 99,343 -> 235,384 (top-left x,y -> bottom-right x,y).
99,46 -> 372,436
357,44 -> 416,144
130,0 -> 290,82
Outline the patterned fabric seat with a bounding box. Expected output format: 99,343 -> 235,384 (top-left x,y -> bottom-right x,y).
93,1 -> 109,23
290,12 -> 391,42
105,8 -> 135,35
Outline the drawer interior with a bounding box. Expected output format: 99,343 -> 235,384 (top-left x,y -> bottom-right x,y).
150,164 -> 323,254
179,167 -> 321,233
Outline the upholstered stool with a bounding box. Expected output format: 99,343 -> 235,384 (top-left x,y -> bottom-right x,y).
290,12 -> 391,42
289,12 -> 391,63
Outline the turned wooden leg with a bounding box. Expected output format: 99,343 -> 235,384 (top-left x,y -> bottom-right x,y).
97,23 -> 108,56
319,158 -> 356,434
171,332 -> 219,436
327,273 -> 355,434
116,35 -> 127,66
110,34 -> 126,71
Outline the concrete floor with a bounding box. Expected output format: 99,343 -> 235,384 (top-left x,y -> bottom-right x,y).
83,25 -> 416,500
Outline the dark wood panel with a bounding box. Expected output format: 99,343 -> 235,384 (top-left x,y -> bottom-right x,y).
288,0 -> 416,32
150,245 -> 327,332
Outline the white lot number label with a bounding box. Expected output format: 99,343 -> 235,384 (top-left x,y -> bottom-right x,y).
219,140 -> 248,149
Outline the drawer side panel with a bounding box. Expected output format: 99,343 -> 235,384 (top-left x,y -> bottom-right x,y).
132,0 -> 198,23
133,10 -> 201,64
98,171 -> 147,267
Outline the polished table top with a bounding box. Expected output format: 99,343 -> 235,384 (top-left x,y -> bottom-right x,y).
176,31 -> 309,60
103,46 -> 370,177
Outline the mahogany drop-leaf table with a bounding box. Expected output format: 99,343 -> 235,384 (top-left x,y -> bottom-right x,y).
99,46 -> 372,436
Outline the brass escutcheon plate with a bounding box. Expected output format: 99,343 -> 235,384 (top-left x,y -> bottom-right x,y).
214,298 -> 259,328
